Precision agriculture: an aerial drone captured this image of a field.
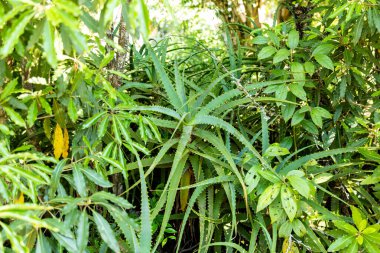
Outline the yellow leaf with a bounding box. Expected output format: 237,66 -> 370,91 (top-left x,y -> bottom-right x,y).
62,128 -> 69,158
282,237 -> 299,253
53,123 -> 64,159
14,192 -> 24,204
180,169 -> 192,211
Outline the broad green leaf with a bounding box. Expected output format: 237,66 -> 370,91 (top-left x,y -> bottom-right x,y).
273,48 -> 290,63
92,211 -> 121,253
311,108 -> 323,128
269,202 -> 286,224
77,211 -> 89,253
287,30 -> 299,49
279,221 -> 292,237
245,166 -> 261,193
304,62 -> 315,75
314,107 -> 331,118
258,46 -> 277,60
256,182 -> 281,212
312,44 -> 335,56
311,107 -> 331,128
3,106 -> 26,127
288,175 -> 311,199
291,62 -> 305,85
252,36 -> 268,44
257,170 -> 282,183
291,219 -> 306,237
275,84 -> 288,101
301,119 -> 318,134
27,100 -> 38,127
68,98 -> 78,123
282,102 -> 296,123
0,11 -> 34,58
264,143 -> 290,157
314,54 -> 334,70
328,235 -> 354,252
289,83 -> 307,100
281,185 -> 297,221
291,110 -> 305,126
43,20 -> 57,68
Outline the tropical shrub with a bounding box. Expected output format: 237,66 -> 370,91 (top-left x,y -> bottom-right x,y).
0,0 -> 379,252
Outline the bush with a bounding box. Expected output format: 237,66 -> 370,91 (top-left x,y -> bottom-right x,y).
0,0 -> 379,252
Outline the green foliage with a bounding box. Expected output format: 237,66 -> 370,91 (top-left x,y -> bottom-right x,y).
0,0 -> 379,252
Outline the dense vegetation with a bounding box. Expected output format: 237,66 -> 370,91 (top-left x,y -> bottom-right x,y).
0,0 -> 380,252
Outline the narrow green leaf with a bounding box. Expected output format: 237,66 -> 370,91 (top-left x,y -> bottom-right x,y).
52,232 -> 78,252
77,211 -> 89,253
136,0 -> 150,41
81,167 -> 112,188
27,100 -> 38,127
327,235 -> 354,252
36,232 -> 51,253
82,112 -> 106,129
0,79 -> 18,101
98,115 -> 110,139
68,98 -> 78,123
328,2 -> 350,19
352,15 -> 364,45
39,97 -> 52,115
43,20 -> 57,68
3,106 -> 26,127
73,165 -> 87,197
0,11 -> 34,57
92,211 -> 121,253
